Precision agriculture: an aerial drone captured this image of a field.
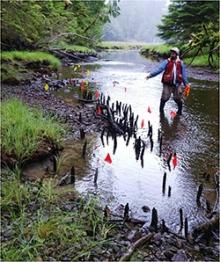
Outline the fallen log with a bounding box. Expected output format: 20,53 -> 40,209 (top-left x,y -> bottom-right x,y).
119,233 -> 154,261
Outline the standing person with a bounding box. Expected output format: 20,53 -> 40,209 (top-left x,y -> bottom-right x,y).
146,47 -> 190,115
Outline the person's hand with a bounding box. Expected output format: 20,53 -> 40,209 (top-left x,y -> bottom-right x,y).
183,84 -> 190,97
146,73 -> 151,80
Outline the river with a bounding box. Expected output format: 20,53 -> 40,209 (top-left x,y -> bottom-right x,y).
57,50 -> 219,231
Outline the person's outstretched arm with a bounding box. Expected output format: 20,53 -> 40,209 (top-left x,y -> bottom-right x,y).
146,60 -> 168,79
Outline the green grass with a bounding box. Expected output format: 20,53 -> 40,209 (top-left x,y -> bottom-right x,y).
140,44 -> 219,68
54,41 -> 96,55
1,168 -> 114,261
185,54 -> 219,68
96,41 -> 146,50
1,51 -> 61,70
1,99 -> 65,161
140,43 -> 172,57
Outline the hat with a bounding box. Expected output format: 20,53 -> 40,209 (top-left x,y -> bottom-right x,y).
170,47 -> 180,55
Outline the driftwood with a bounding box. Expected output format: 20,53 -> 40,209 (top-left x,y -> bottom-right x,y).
191,213 -> 219,239
119,233 -> 154,261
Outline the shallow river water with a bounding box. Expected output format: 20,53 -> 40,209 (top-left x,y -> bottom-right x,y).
56,50 -> 219,231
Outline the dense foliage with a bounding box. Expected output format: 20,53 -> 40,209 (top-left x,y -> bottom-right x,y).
157,0 -> 219,43
157,0 -> 219,67
1,0 -> 120,50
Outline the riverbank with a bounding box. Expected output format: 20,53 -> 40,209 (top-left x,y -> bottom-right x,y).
2,165 -> 218,261
1,49 -> 219,261
140,44 -> 219,71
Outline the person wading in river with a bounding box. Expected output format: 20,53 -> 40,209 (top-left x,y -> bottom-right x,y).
146,47 -> 190,115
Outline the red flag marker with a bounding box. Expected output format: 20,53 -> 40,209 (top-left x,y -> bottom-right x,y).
96,106 -> 102,115
170,111 -> 177,119
147,106 -> 152,113
104,153 -> 112,164
172,152 -> 177,169
95,90 -> 100,99
141,119 -> 145,128
80,80 -> 85,92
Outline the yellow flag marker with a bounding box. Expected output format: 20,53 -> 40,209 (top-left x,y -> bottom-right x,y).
73,66 -> 77,71
86,69 -> 90,76
44,83 -> 49,91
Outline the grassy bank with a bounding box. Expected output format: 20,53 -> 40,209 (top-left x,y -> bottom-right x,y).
96,41 -> 146,50
1,51 -> 61,83
1,51 -> 61,70
1,168 -> 114,261
53,41 -> 97,55
140,44 -> 171,58
140,44 -> 219,68
1,99 -> 65,163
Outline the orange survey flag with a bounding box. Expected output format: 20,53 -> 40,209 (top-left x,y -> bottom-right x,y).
95,90 -> 100,99
172,152 -> 177,169
141,119 -> 145,128
80,80 -> 85,92
147,106 -> 152,113
96,106 -> 102,115
104,153 -> 112,164
183,84 -> 190,97
170,111 -> 177,119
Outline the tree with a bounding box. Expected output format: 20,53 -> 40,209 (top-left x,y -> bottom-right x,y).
157,0 -> 219,44
1,0 -> 120,50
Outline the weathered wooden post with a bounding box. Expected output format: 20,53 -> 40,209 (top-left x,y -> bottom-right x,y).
161,219 -> 169,234
168,186 -> 171,197
82,140 -> 87,158
179,208 -> 183,230
162,172 -> 167,194
94,168 -> 98,185
70,166 -> 75,184
196,184 -> 203,205
149,134 -> 154,152
79,112 -> 82,122
150,207 -> 158,232
184,217 -> 188,239
159,135 -> 163,156
80,128 -> 85,140
100,128 -> 105,147
113,134 -> 117,154
123,203 -> 129,222
167,153 -> 172,171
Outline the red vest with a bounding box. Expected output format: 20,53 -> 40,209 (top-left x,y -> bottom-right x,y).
162,59 -> 183,85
